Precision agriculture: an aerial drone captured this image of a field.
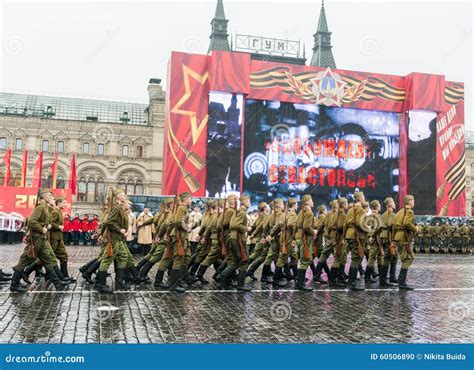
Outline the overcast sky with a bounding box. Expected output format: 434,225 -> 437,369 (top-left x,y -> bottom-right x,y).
1,0 -> 472,126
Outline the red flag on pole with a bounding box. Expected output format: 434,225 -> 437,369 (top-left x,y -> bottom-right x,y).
68,153 -> 77,195
32,151 -> 44,188
2,147 -> 12,186
51,151 -> 59,189
21,150 -> 28,187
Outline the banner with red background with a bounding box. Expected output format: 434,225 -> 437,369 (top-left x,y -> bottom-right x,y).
163,50 -> 465,215
0,187 -> 73,219
436,83 -> 466,216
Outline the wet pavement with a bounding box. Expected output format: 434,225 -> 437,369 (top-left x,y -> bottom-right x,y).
0,244 -> 472,344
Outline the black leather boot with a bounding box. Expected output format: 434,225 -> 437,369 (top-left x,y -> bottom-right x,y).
272,266 -> 284,287
79,258 -> 96,273
22,261 -> 40,284
153,270 -> 166,288
60,262 -> 76,283
188,262 -> 199,276
348,267 -> 365,291
169,269 -> 186,293
196,264 -> 209,284
136,258 -> 148,271
246,259 -> 262,281
284,264 -> 294,282
357,265 -> 365,280
129,266 -> 142,284
10,270 -> 27,292
364,266 -> 377,283
296,269 -> 313,291
48,270 -> 69,290
389,260 -> 398,283
338,266 -> 347,285
212,262 -> 226,280
379,265 -> 390,288
398,268 -> 414,290
82,259 -> 100,284
54,265 -> 72,283
138,260 -> 154,283
312,261 -> 327,284
260,264 -> 270,282
264,264 -> 273,283
236,271 -> 252,291
215,265 -> 235,284
95,271 -> 113,293
115,268 -> 129,290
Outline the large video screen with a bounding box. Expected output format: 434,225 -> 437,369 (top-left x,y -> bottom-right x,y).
243,99 -> 401,206
407,110 -> 437,215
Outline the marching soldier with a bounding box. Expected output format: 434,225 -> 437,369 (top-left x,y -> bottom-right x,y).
432,221 -> 443,254
442,221 -> 452,253
414,223 -> 424,253
271,198 -> 298,287
189,200 -> 214,277
195,199 -> 225,283
261,198 -> 284,284
365,200 -> 383,284
392,194 -> 417,290
50,195 -> 76,283
215,195 -> 252,291
379,197 -> 397,288
460,222 -> 470,254
452,223 -> 461,253
246,202 -> 269,280
10,189 -> 69,292
329,198 -> 349,287
312,202 -> 336,285
343,191 -> 367,291
295,194 -> 316,291
310,205 -> 329,283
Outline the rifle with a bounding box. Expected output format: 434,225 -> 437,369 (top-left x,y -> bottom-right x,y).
236,201 -> 248,263
302,208 -> 311,260
175,196 -> 185,258
219,197 -> 227,257
388,209 -> 396,256
165,195 -> 178,258
353,203 -> 365,258
335,210 -> 343,257
281,202 -> 288,255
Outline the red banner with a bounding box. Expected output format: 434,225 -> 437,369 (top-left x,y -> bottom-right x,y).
2,148 -> 11,186
21,150 -> 27,187
32,151 -> 43,188
162,52 -> 209,196
51,152 -> 59,189
0,187 -> 73,219
436,90 -> 465,216
68,153 -> 77,195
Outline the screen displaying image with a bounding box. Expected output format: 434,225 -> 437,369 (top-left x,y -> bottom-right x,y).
205,91 -> 243,198
243,99 -> 400,206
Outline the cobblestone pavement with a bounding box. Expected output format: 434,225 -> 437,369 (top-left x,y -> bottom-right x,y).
0,244 -> 472,344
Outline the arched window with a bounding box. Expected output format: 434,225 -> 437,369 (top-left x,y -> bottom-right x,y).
15,138 -> 22,150
126,179 -> 134,194
57,141 -> 64,153
56,175 -> 65,189
42,140 -> 49,152
122,145 -> 129,157
118,179 -> 126,191
136,146 -> 143,158
10,173 -> 21,187
98,143 -> 105,155
78,177 -> 87,202
87,177 -> 96,203
83,142 -> 90,154
0,138 -> 6,150
135,180 -> 144,195
96,178 -> 105,202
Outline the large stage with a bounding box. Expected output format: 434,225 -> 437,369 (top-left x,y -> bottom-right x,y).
162,50 -> 465,216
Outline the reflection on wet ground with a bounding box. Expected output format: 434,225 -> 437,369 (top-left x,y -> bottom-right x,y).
0,244 -> 472,343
